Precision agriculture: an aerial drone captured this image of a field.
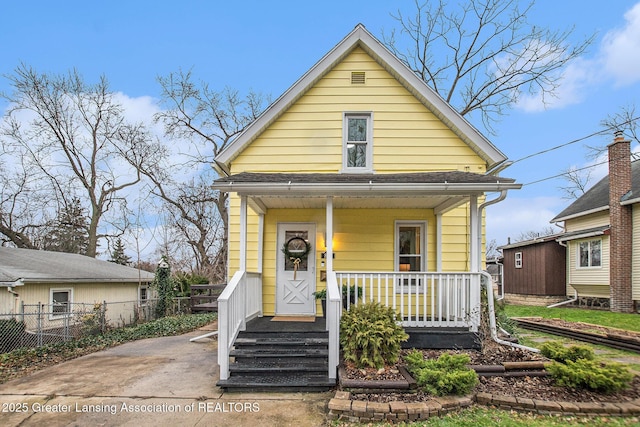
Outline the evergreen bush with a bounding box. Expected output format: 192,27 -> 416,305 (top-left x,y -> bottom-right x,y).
405,350 -> 478,396
340,302 -> 408,369
540,340 -> 594,363
546,358 -> 633,393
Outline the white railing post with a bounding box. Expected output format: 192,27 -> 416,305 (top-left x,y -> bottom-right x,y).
326,271 -> 340,380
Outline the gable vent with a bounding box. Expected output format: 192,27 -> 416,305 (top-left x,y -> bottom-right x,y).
351,71 -> 366,84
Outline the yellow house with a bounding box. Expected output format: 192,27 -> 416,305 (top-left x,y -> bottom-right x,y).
212,24 -> 520,390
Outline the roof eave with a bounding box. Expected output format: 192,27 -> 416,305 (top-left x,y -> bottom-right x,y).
216,24 -> 507,171
551,205 -> 609,223
212,181 -> 522,196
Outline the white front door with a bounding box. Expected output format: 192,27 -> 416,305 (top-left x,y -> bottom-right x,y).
276,223 -> 316,315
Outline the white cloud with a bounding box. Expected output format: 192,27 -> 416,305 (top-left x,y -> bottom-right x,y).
515,57 -> 600,112
601,2 -> 640,86
485,196 -> 566,245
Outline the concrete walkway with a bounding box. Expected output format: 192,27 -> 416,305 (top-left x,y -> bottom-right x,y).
0,323 -> 332,426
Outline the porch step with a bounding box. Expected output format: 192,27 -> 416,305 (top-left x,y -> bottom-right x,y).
217,317 -> 336,392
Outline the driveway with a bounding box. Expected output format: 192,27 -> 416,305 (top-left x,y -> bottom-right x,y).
0,322 -> 332,426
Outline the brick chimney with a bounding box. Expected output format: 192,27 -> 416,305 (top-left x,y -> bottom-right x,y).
609,130 -> 633,312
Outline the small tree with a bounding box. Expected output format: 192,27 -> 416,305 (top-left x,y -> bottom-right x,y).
152,256 -> 175,318
42,198 -> 89,255
109,238 -> 131,265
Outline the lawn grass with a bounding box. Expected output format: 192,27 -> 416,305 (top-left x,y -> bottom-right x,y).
333,406 -> 640,426
503,304 -> 640,332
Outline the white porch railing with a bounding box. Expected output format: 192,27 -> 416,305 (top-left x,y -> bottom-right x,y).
336,271 -> 482,330
217,270 -> 262,381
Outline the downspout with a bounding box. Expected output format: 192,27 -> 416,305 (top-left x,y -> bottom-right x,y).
496,259 -> 505,301
477,191 -> 539,352
477,190 -> 508,270
482,271 -> 540,353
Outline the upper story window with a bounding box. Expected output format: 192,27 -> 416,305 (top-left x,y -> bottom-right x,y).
343,113 -> 373,172
578,239 -> 601,268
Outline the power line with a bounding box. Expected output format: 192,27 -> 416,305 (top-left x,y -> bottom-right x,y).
511,116 -> 640,165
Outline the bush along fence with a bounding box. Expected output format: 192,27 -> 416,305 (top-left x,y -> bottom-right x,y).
0,297 -> 191,353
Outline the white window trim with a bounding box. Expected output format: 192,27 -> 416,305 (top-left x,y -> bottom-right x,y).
50,288 -> 73,320
576,239 -> 602,269
515,252 -> 522,269
395,221 -> 427,293
342,112 -> 374,173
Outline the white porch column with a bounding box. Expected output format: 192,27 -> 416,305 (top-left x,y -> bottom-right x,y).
436,213 -> 443,271
257,213 -> 264,274
469,195 -> 479,273
326,196 -> 334,272
239,195 -> 247,272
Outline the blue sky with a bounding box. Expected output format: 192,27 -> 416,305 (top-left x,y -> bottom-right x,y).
2,0 -> 640,252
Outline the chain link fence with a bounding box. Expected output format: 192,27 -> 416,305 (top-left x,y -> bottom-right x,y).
0,297 -> 191,354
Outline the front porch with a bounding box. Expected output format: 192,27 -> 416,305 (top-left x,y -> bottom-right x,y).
216,269 -> 491,390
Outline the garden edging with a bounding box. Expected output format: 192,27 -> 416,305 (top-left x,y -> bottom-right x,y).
327,390 -> 640,422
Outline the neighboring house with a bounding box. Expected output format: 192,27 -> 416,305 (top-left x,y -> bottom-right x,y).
551,132 -> 639,312
498,235 -> 566,305
0,247 -> 155,328
211,24 -> 520,388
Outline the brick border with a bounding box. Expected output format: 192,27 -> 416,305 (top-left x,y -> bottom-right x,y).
328,391 -> 640,422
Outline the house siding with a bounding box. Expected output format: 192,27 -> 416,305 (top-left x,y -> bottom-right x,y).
231,47 -> 485,175
566,236 -> 610,297
564,211 -> 609,232
229,206 -> 476,316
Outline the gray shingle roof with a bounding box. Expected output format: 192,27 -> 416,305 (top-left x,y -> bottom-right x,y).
215,171 -> 516,185
0,247 -> 155,285
551,160 -> 640,222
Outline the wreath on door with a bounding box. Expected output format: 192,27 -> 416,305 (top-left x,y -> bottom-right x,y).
281,236 -> 311,280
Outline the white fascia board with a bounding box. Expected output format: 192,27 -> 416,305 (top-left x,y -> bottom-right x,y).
556,230 -> 608,243
621,197 -> 640,206
551,206 -> 609,223
215,181 -> 521,197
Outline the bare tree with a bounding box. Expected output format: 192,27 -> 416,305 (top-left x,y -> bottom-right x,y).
0,65 -> 157,256
516,225 -> 559,242
558,166 -> 592,200
586,104 -> 640,158
146,69 -> 270,280
384,0 -> 593,133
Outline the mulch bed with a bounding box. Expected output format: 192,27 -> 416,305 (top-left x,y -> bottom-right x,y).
346,328 -> 640,404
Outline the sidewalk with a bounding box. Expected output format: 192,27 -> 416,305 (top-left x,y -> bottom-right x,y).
0,323 -> 332,426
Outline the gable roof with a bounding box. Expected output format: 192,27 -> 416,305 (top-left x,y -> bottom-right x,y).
551,159 -> 640,223
215,24 -> 507,174
0,247 -> 155,286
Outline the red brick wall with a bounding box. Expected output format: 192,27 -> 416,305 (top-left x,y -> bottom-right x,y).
608,132 -> 633,312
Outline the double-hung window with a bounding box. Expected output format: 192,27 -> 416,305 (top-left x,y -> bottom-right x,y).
578,239 -> 601,268
50,288 -> 72,319
395,221 -> 426,292
515,252 -> 522,269
343,113 -> 372,171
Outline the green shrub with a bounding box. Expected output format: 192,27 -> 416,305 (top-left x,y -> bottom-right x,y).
546,358 -> 633,393
540,341 -> 594,363
405,350 -> 478,396
340,302 -> 408,369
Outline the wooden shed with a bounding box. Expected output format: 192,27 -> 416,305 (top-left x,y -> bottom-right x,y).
499,235 -> 566,301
